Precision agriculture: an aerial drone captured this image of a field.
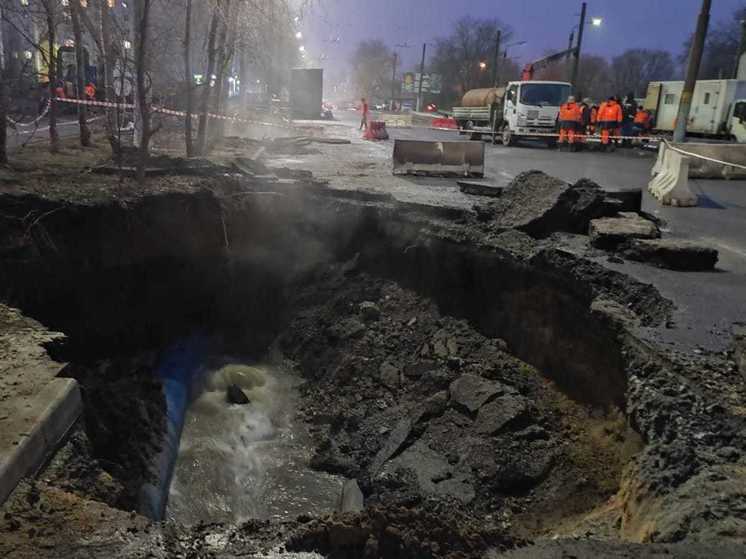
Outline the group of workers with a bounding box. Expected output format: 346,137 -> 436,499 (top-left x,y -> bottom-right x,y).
557,93 -> 653,151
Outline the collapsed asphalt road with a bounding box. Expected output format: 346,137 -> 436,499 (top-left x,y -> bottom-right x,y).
0,126 -> 745,558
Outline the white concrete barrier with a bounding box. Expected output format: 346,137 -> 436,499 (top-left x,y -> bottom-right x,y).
648,142 -> 698,207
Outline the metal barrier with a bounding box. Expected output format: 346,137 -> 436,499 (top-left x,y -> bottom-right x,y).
393,139 -> 485,177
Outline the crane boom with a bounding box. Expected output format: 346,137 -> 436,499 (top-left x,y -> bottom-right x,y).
521,47 -> 576,81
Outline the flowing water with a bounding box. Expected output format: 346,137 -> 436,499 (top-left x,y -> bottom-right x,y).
167,362 -> 343,526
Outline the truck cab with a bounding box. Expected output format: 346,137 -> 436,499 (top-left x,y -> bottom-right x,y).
501,80 -> 571,146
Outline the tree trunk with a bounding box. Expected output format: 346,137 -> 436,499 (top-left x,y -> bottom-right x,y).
0,3 -> 7,166
238,47 -> 248,112
213,0 -> 237,141
98,0 -> 120,154
45,1 -> 60,153
183,0 -> 194,157
133,0 -> 152,183
196,5 -> 220,155
70,0 -> 92,147
0,65 -> 8,166
211,20 -> 229,141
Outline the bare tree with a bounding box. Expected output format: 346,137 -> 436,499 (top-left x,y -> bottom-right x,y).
69,0 -> 92,147
538,54 -> 613,102
183,0 -> 195,156
610,49 -> 675,98
197,1 -> 220,155
41,0 -> 61,153
0,50 -> 8,167
431,17 -> 513,98
350,39 -> 393,100
133,0 -> 154,182
680,7 -> 746,79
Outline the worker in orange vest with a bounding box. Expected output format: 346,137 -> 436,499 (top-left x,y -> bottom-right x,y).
84,82 -> 96,101
633,107 -> 652,136
557,95 -> 582,150
597,95 -> 623,150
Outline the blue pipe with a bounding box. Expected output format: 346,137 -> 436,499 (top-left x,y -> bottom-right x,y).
139,335 -> 208,520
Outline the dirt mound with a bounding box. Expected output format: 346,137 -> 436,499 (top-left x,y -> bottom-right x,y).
482,171 -> 611,238
63,355 -> 166,511
285,504 -> 515,559
279,266 -> 640,542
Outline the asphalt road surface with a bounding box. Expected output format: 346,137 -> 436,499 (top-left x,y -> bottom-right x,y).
332,110 -> 746,351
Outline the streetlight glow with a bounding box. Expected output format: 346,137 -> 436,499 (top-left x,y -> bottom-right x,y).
591,17 -> 602,26
299,45 -> 306,52
479,61 -> 487,70
295,31 -> 303,39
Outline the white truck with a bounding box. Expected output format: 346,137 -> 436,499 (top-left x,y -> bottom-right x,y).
452,80 -> 572,147
645,79 -> 746,142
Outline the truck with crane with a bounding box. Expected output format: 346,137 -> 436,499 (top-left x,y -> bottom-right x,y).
451,48 -> 575,146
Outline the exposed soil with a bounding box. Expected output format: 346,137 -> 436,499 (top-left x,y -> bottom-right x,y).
1,137 -> 745,557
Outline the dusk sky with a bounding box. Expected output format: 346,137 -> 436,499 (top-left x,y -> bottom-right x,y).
301,0 -> 746,72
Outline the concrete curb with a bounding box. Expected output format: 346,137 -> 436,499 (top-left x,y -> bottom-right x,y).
0,378 -> 82,505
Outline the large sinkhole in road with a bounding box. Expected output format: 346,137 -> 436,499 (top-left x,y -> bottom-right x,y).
0,189 -> 658,539
167,362 -> 343,525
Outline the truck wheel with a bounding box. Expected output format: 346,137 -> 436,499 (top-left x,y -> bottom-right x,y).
501,126 -> 515,146
470,132 -> 483,141
546,138 -> 557,149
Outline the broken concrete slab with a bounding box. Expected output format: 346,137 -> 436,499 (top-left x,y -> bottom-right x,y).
474,395 -> 528,435
621,239 -> 718,271
589,213 -> 661,250
337,479 -> 364,513
382,439 -> 475,503
370,417 -> 413,474
449,374 -> 505,413
492,172 -> 611,238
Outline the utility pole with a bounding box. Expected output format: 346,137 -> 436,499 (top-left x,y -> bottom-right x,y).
733,19 -> 746,79
390,52 -> 397,111
491,29 -> 501,87
570,2 -> 586,95
674,0 -> 711,143
416,43 -> 427,111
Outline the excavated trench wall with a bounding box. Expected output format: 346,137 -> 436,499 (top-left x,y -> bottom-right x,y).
0,185 -> 639,514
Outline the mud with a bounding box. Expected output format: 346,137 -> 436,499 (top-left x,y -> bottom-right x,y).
0,149 -> 745,557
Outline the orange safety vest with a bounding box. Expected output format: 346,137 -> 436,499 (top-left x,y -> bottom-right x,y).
598,101 -> 622,123
559,102 -> 581,123
634,109 -> 650,126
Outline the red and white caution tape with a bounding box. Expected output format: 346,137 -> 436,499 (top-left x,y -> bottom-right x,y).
6,99 -> 51,128
52,96 -> 296,130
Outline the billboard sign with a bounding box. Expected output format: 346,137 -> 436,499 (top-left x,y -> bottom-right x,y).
402,72 -> 441,94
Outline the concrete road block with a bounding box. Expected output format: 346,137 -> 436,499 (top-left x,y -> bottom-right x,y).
649,144 -> 698,207
0,378 -> 82,505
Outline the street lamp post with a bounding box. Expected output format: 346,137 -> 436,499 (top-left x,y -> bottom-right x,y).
569,4 -> 602,96
674,0 -> 711,142
416,43 -> 427,112
491,29 -> 501,87
570,2 -> 587,95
